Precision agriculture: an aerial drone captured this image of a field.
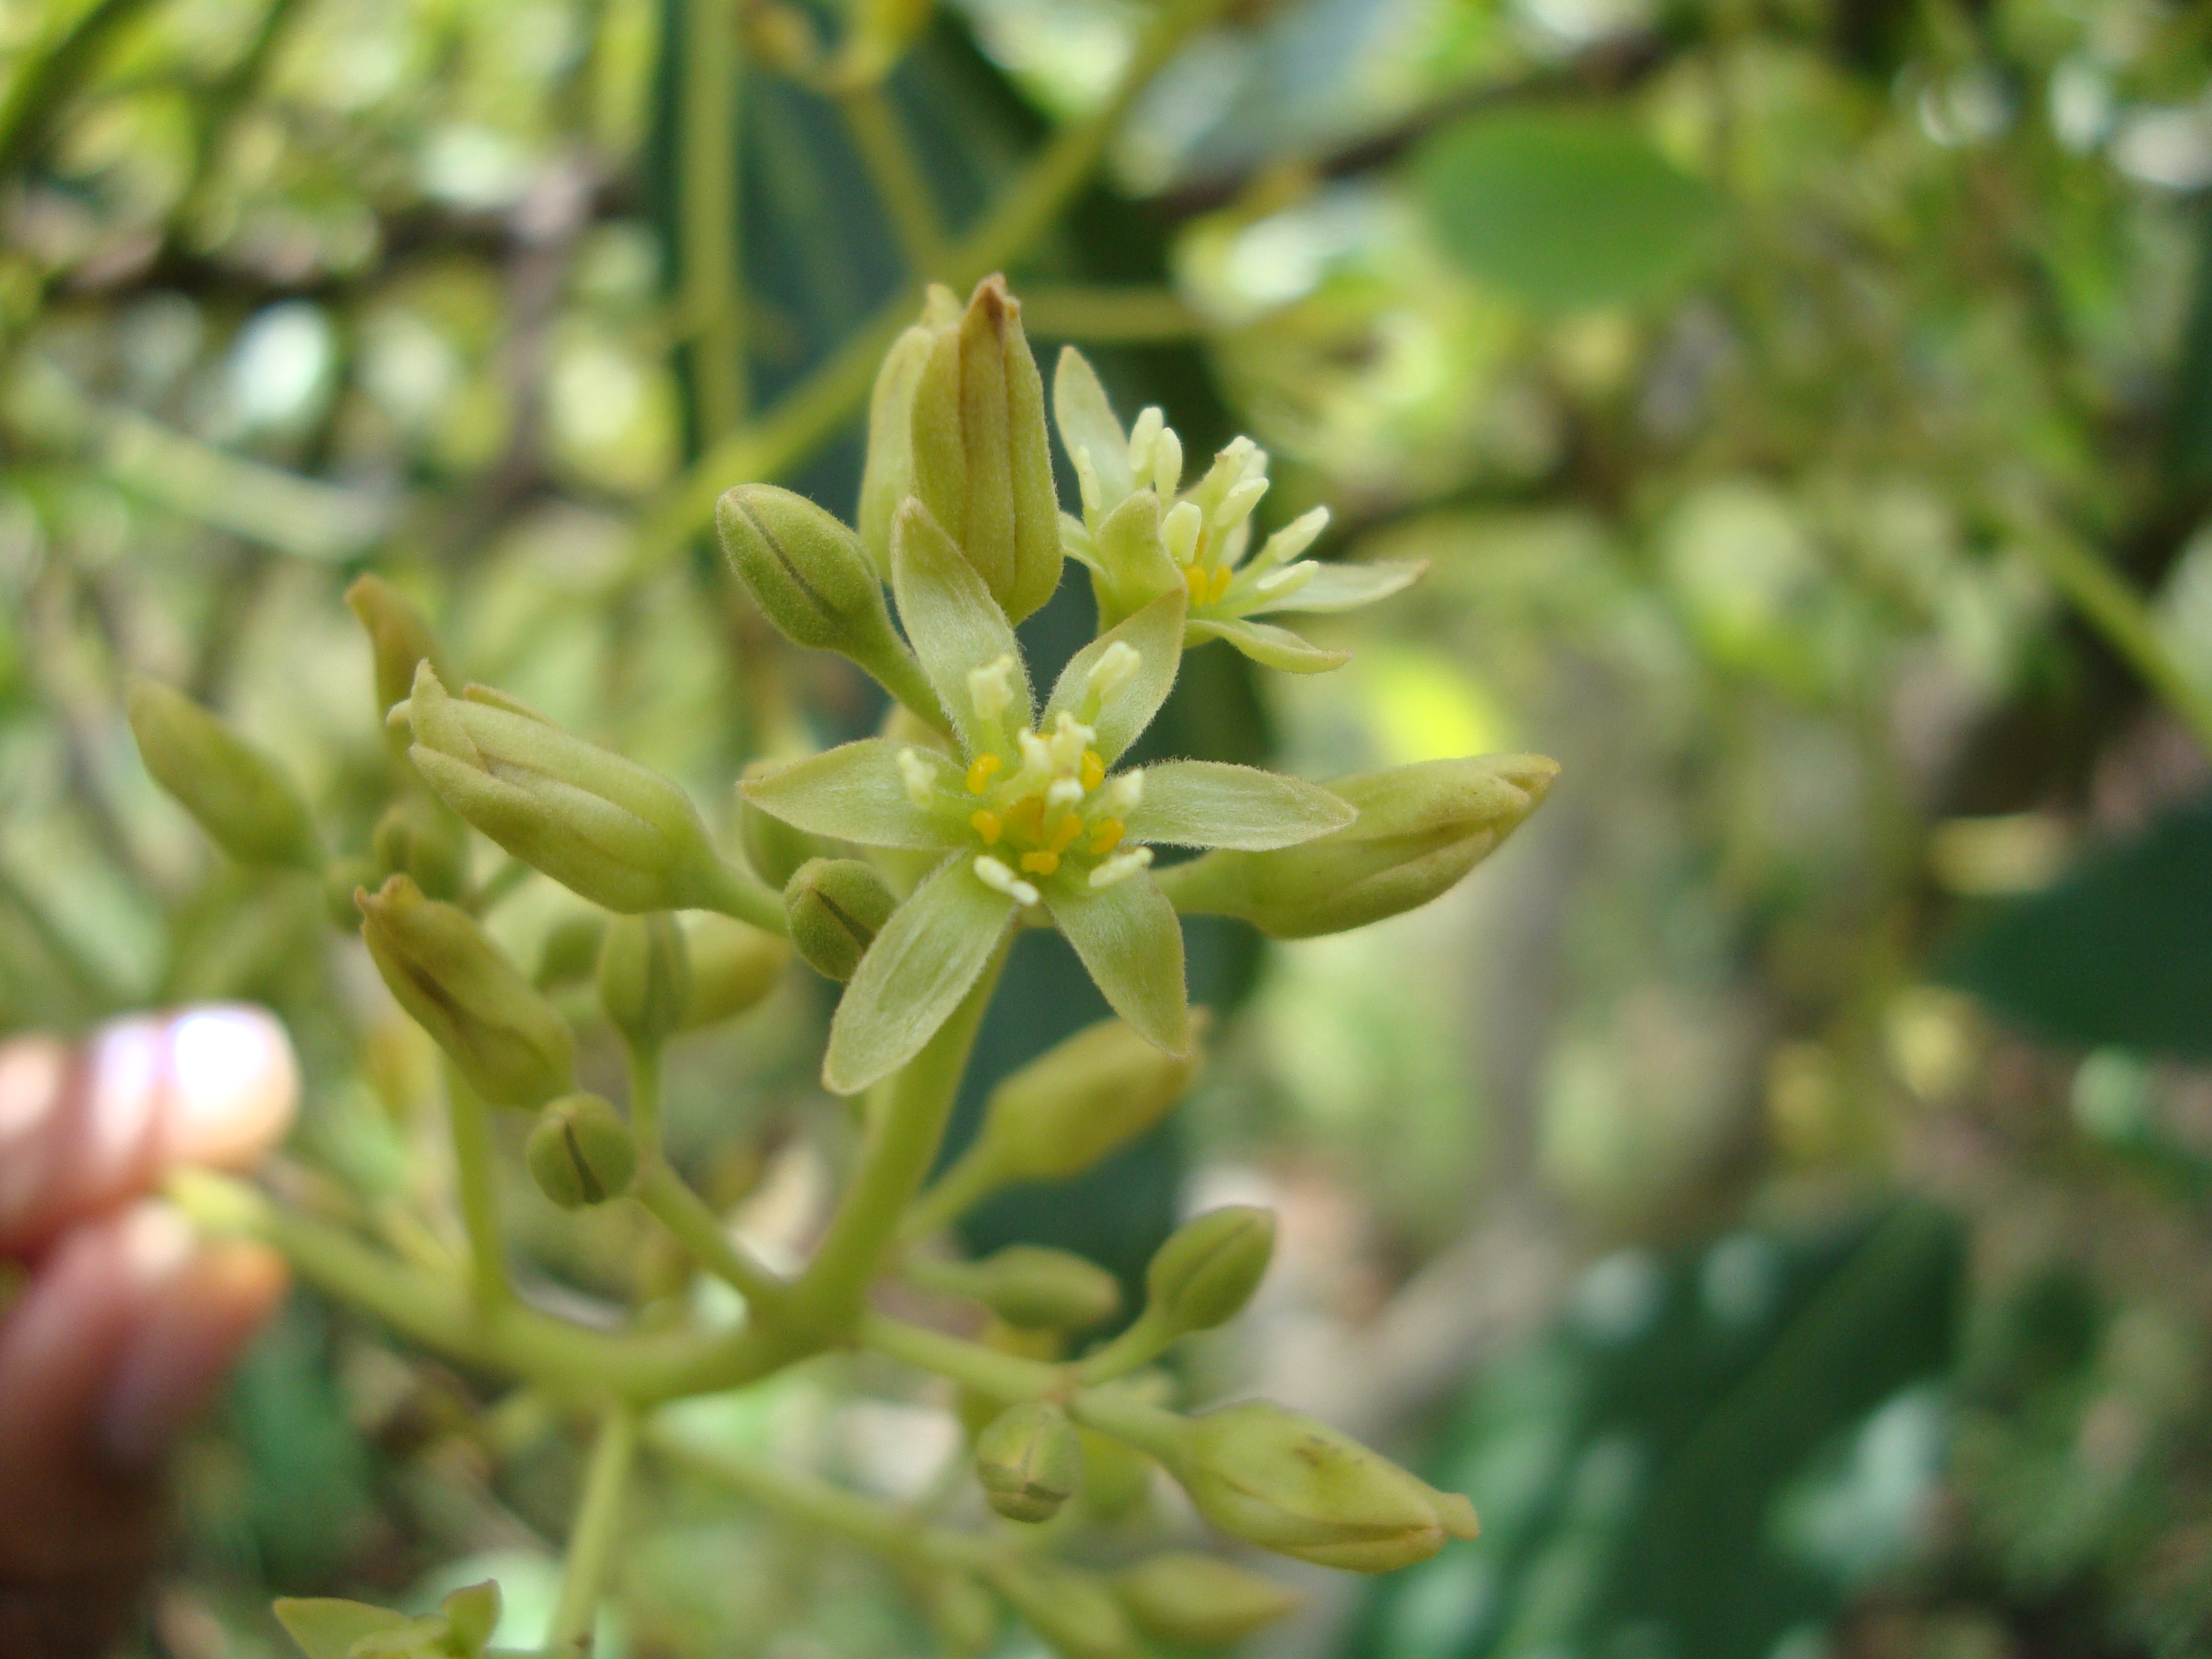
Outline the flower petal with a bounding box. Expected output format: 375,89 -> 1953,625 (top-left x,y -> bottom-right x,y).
1188,615 -> 1350,674
1043,588 -> 1187,765
1054,347 -> 1134,508
890,499 -> 1033,753
825,855 -> 1015,1093
1123,760 -> 1355,850
1044,876 -> 1189,1057
1247,559 -> 1425,616
739,739 -> 961,850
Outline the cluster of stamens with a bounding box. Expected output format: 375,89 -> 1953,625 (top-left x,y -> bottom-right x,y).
897,647 -> 1155,908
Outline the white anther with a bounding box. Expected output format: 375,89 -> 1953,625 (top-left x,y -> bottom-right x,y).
1088,846 -> 1154,890
1239,440 -> 1271,483
1215,476 -> 1269,529
1127,407 -> 1164,478
1152,426 -> 1183,499
1046,712 -> 1094,771
1073,447 -> 1102,517
1015,728 -> 1052,775
1100,768 -> 1144,817
897,746 -> 938,807
1163,501 -> 1204,566
974,856 -> 1040,907
968,655 -> 1017,724
1087,641 -> 1141,705
1255,505 -> 1329,570
1256,560 -> 1317,597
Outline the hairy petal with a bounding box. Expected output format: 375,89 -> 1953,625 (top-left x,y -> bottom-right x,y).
1053,346 -> 1134,506
1187,616 -> 1351,674
1046,877 -> 1189,1057
1124,761 -> 1356,851
739,740 -> 963,850
891,499 -> 1033,752
1043,589 -> 1187,766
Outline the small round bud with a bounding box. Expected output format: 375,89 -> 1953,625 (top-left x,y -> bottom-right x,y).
975,1401 -> 1082,1523
1112,1553 -> 1301,1647
974,1017 -> 1202,1185
1144,1206 -> 1274,1336
989,1562 -> 1138,1659
784,857 -> 896,982
597,912 -> 692,1050
960,1246 -> 1122,1332
126,678 -> 321,871
345,574 -> 451,724
534,914 -> 607,990
679,914 -> 790,1028
372,796 -> 468,902
527,1094 -> 637,1208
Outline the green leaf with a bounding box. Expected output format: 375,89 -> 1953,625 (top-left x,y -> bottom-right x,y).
1045,875 -> 1189,1057
1125,760 -> 1355,851
1187,615 -> 1351,674
272,1598 -> 416,1659
1941,799 -> 2212,1060
891,500 -> 1033,754
741,739 -> 962,850
1249,559 -> 1425,617
1044,589 -> 1187,764
826,853 -> 1015,1093
1053,345 -> 1134,505
1412,106 -> 1727,312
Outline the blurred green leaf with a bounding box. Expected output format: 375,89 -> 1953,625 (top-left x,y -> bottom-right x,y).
1410,106 -> 1727,312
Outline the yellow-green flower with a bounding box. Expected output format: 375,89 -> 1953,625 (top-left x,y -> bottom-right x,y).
1052,347 -> 1423,672
742,499 -> 1353,1094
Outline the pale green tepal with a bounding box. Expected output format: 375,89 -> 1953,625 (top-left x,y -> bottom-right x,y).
1053,346 -> 1425,671
742,497 -> 1355,1094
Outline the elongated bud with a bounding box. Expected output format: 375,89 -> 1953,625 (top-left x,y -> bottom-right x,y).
716,487 -> 935,710
680,914 -> 789,1028
1145,1206 -> 1273,1336
975,1016 -> 1202,1185
943,1245 -> 1122,1332
740,760 -> 830,888
398,663 -> 745,914
535,914 -> 607,990
344,574 -> 450,724
990,1563 -> 1139,1659
1156,754 -> 1557,939
784,857 -> 895,981
526,1093 -> 637,1208
857,287 -> 958,575
127,678 -> 321,871
1112,1553 -> 1302,1647
975,1401 -> 1082,1523
371,796 -> 468,902
910,274 -> 1062,623
1160,1400 -> 1477,1573
596,912 -> 691,1050
357,874 -> 575,1107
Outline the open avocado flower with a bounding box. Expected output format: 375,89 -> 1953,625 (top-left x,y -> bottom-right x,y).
1052,348 -> 1425,674
743,499 -> 1355,1094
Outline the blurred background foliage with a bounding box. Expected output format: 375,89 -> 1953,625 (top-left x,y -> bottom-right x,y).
7,0 -> 2212,1654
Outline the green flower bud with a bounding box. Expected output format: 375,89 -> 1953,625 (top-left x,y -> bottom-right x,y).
597,911 -> 692,1050
679,914 -> 790,1028
857,285 -> 958,575
356,874 -> 577,1109
975,1400 -> 1082,1523
1145,1206 -> 1273,1336
740,759 -> 830,888
1155,754 -> 1558,939
954,1245 -> 1122,1332
989,1562 -> 1139,1659
784,857 -> 896,982
534,913 -> 607,990
526,1093 -> 638,1208
344,574 -> 450,725
975,1016 -> 1202,1185
1079,1425 -> 1153,1522
127,678 -> 321,871
1165,1400 -> 1477,1573
910,274 -> 1062,623
1112,1553 -> 1302,1647
372,796 -> 468,902
398,663 -> 745,915
716,485 -> 935,708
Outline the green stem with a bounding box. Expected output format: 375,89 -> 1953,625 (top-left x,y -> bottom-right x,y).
0,853 -> 123,1010
636,1162 -> 789,1311
897,1145 -> 1001,1246
838,83 -> 948,276
1069,1307 -> 1174,1387
680,0 -> 747,439
627,1042 -> 664,1163
548,1404 -> 638,1653
794,939 -> 1011,1330
700,853 -> 789,935
468,857 -> 533,915
855,1310 -> 1063,1403
445,1067 -> 511,1313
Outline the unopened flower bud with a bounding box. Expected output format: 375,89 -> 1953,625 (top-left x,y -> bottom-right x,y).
1080,1425 -> 1154,1522
372,796 -> 468,902
679,914 -> 789,1028
526,1093 -> 637,1208
976,1017 -> 1202,1184
398,663 -> 746,915
740,759 -> 830,888
910,274 -> 1062,623
597,912 -> 692,1050
127,678 -> 321,871
345,574 -> 451,726
858,287 -> 958,574
948,1245 -> 1123,1332
784,857 -> 895,982
534,914 -> 607,990
1156,755 -> 1557,939
975,1401 -> 1082,1523
1145,1206 -> 1273,1336
1164,1400 -> 1477,1573
1112,1553 -> 1302,1647
357,874 -> 577,1109
989,1562 -> 1139,1659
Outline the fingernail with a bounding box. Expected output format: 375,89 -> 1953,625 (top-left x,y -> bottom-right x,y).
84,1017 -> 165,1197
163,1006 -> 298,1166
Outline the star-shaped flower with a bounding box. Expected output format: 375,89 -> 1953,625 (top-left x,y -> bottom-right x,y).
743,499 -> 1355,1094
1052,348 -> 1425,674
